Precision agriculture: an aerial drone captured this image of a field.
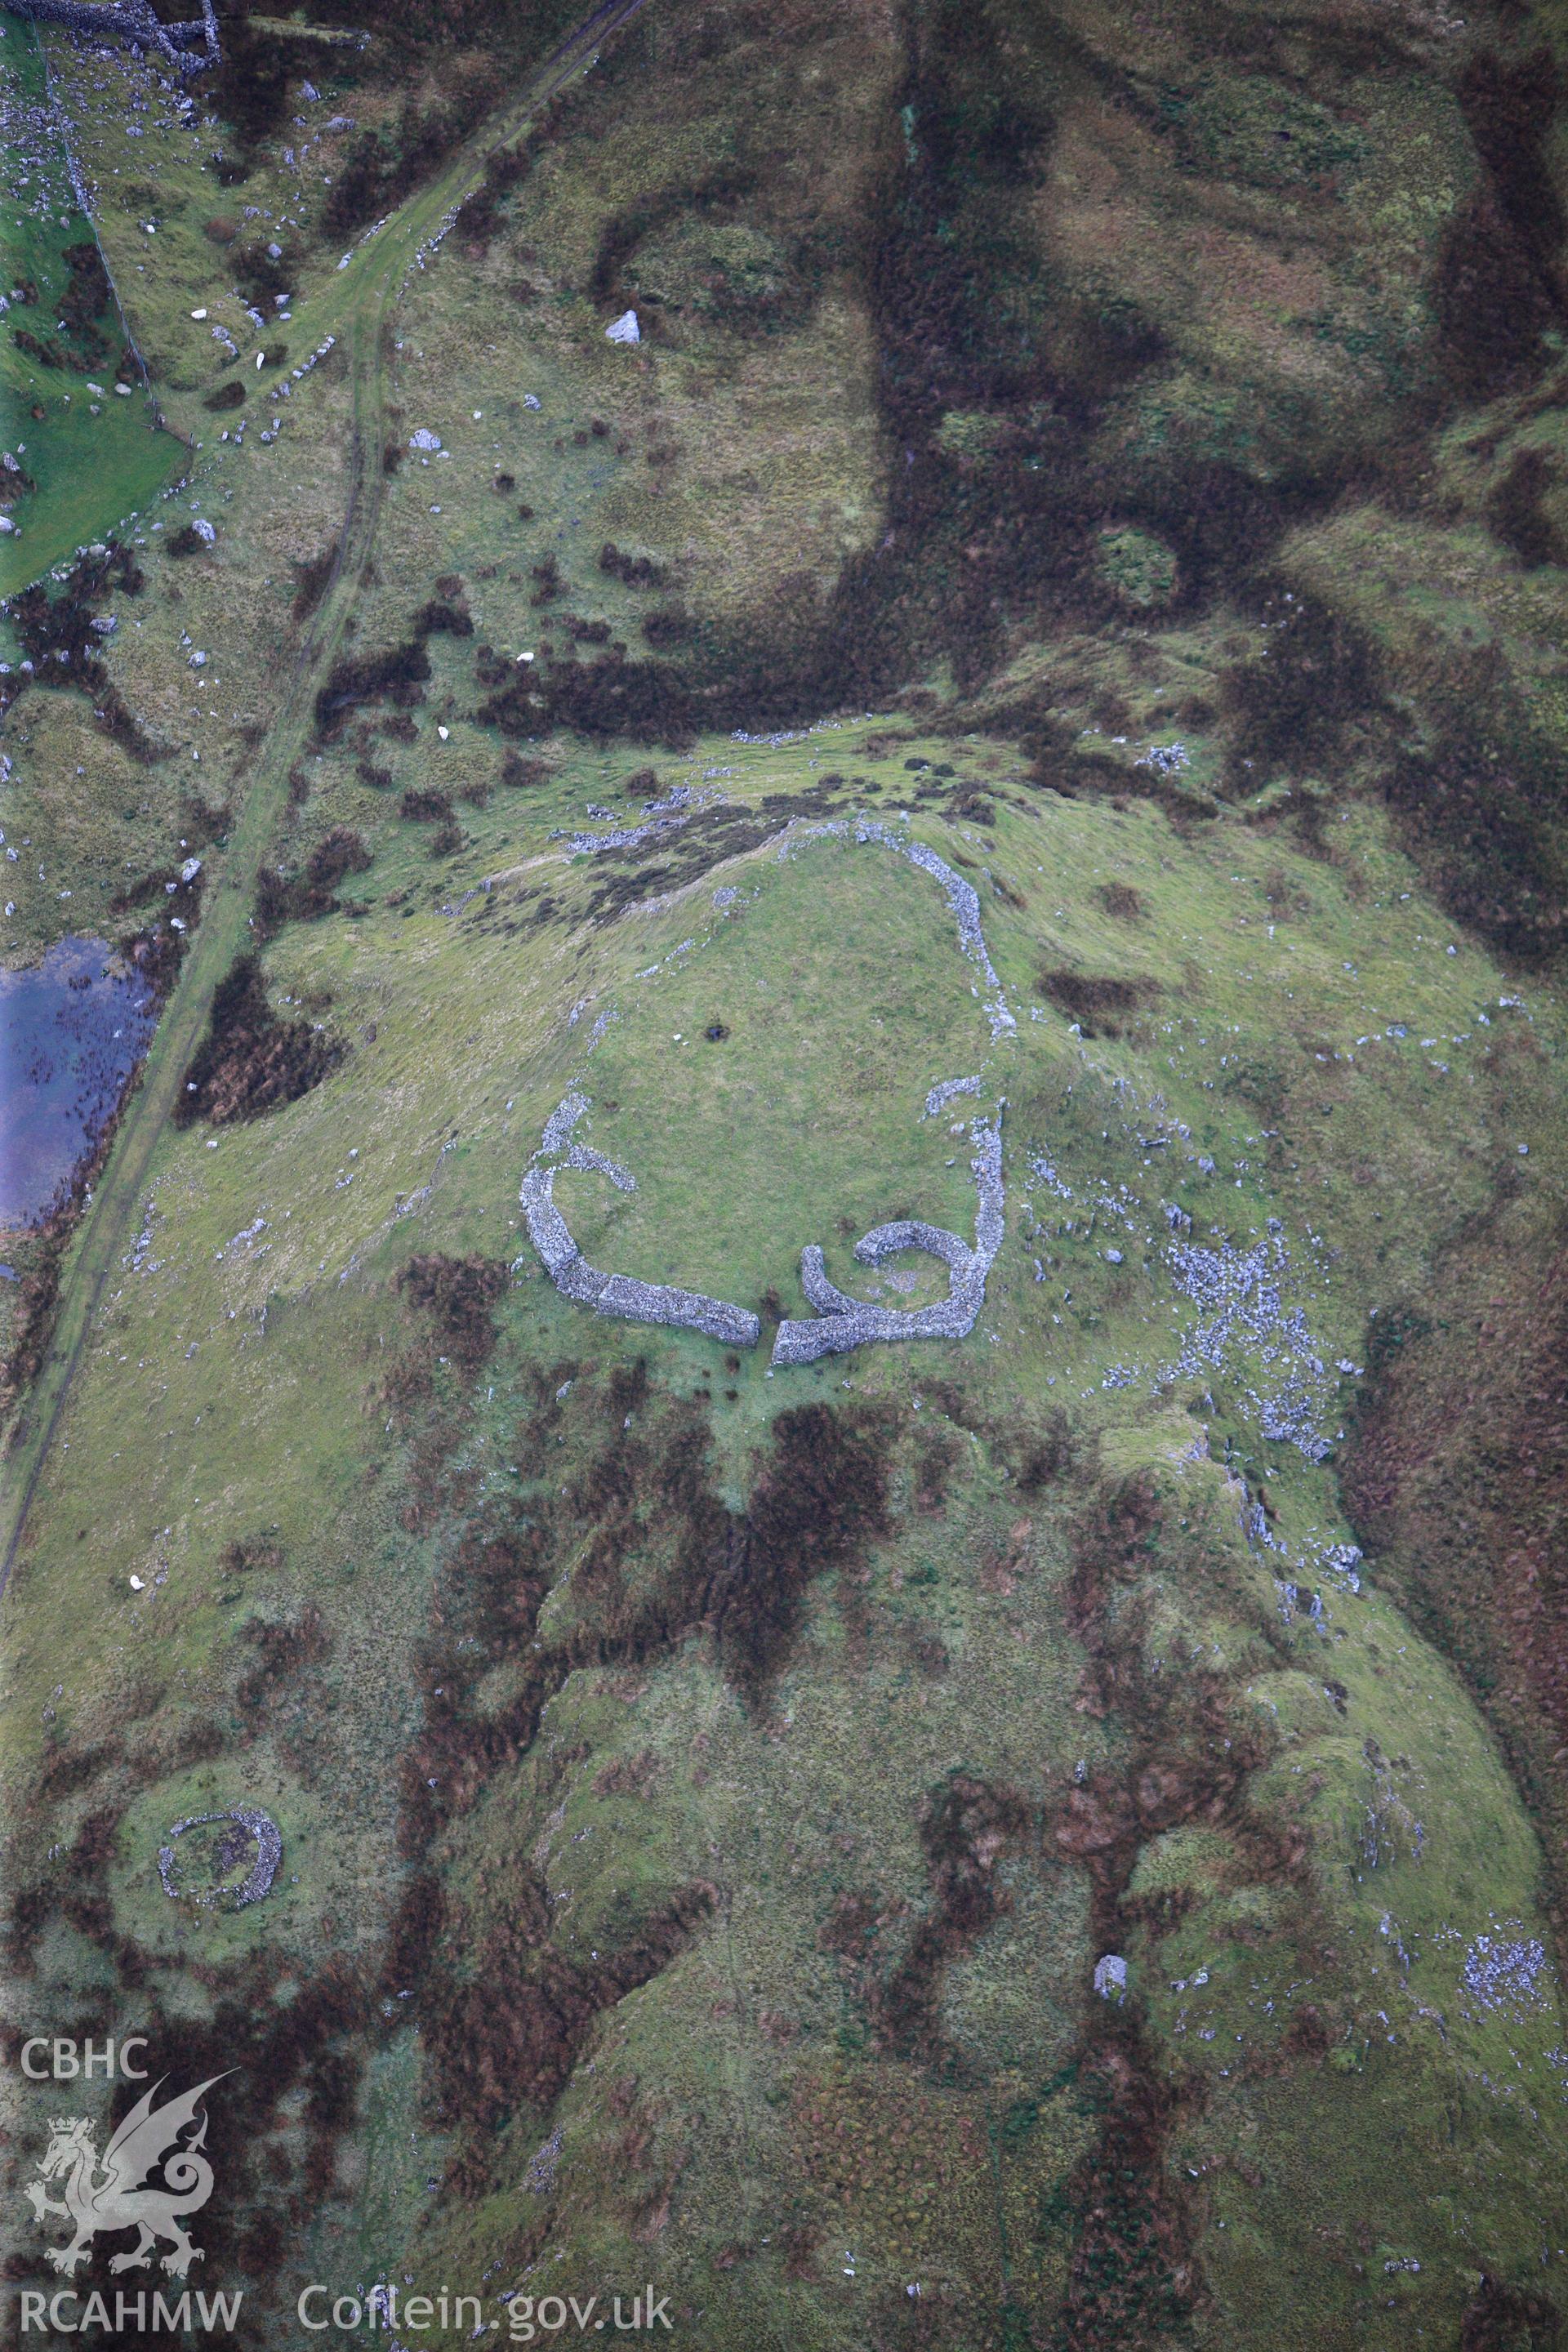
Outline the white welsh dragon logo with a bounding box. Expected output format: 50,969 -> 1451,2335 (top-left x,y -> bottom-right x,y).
23,2075 -> 228,2278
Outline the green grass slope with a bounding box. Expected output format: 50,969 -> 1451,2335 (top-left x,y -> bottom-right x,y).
4,720 -> 1568,2347
0,22 -> 182,596
5,0 -> 1568,2346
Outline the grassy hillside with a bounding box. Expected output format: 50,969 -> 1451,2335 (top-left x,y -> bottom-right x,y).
4,0 -> 1568,2346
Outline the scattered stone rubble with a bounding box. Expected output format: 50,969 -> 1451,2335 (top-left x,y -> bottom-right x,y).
1165,1220 -> 1334,1462
216,1214 -> 267,1260
1462,1930 -> 1551,2021
1239,1473 -> 1366,1611
523,2126 -> 564,2194
552,784 -> 702,855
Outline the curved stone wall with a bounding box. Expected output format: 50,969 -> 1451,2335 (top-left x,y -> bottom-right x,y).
521,1120 -> 760,1348
770,1114 -> 1004,1365
158,1806 -> 282,1909
517,817 -> 1013,1367
11,0 -> 219,68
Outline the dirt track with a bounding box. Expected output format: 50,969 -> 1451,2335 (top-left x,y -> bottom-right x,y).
0,0 -> 656,1583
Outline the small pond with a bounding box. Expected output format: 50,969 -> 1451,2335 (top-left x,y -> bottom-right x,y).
0,934 -> 157,1227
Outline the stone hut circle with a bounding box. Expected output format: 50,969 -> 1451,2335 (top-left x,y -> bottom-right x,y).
158,1805 -> 282,1910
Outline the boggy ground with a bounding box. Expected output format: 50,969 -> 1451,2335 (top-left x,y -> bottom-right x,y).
5,0 -> 1568,2346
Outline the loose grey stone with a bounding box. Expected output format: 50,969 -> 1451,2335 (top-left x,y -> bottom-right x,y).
158,1806 -> 281,1908
924,1074 -> 982,1118
565,1142 -> 635,1192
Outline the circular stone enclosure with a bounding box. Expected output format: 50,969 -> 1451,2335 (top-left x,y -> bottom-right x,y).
158,1806 -> 282,1911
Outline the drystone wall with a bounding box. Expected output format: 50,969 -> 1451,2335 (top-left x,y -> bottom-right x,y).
517,817 -> 1013,1366
520,1110 -> 760,1348
158,1806 -> 281,1909
795,819 -> 1017,1041
770,1115 -> 1004,1365
9,0 -> 219,68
